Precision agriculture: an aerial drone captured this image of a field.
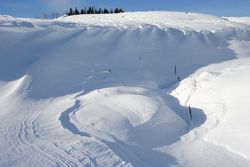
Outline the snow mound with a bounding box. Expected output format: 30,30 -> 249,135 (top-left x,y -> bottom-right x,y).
77,87 -> 158,127
57,11 -> 245,31
61,86 -> 186,144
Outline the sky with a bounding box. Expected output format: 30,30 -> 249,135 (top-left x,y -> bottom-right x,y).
0,0 -> 250,18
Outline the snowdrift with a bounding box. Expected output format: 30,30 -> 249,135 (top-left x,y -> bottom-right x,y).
0,12 -> 250,167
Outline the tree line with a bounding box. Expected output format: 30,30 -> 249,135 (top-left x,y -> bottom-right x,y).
66,7 -> 124,16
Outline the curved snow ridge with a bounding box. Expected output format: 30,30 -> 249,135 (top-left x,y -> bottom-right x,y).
171,58 -> 250,161
56,86 -> 188,167
0,15 -> 34,28
77,87 -> 159,127
171,70 -> 229,138
0,75 -> 29,100
61,86 -> 186,143
0,98 -> 131,167
6,25 -> 248,99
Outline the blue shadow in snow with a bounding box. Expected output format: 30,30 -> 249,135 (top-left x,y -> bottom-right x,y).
59,99 -> 179,167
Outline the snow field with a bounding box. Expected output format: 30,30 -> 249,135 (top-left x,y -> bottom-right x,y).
0,12 -> 250,167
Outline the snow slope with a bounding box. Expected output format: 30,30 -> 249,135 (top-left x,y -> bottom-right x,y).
0,12 -> 250,167
226,17 -> 250,26
168,40 -> 250,166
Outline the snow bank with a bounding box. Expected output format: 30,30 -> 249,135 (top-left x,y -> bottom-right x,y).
1,22 -> 244,98
57,12 -> 248,31
170,40 -> 250,164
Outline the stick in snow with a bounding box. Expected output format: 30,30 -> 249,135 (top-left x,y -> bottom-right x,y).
188,106 -> 192,120
174,65 -> 177,75
178,76 -> 181,82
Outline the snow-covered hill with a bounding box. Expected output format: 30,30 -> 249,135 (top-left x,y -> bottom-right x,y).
0,12 -> 250,167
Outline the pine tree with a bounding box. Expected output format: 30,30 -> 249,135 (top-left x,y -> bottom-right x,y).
103,8 -> 109,14
75,8 -> 80,15
118,8 -> 124,13
68,8 -> 73,16
87,7 -> 91,14
114,8 -> 119,13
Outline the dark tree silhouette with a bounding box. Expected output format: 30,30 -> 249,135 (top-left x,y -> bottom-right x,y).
118,8 -> 124,13
87,7 -> 91,14
66,6 -> 124,16
75,8 -> 80,15
68,8 -> 73,16
103,8 -> 109,14
114,8 -> 119,13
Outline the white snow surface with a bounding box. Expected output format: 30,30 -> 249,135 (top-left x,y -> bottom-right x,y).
1,11 -> 250,167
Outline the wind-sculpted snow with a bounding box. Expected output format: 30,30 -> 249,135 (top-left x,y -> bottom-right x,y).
0,15 -> 34,27
0,12 -> 250,167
